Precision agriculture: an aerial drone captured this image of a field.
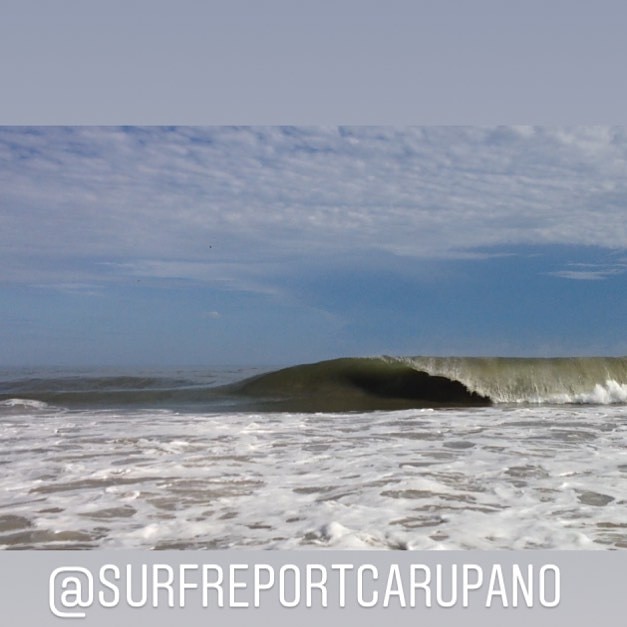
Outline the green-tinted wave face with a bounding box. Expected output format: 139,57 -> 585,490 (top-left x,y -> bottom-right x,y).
232,358 -> 492,411
233,356 -> 627,411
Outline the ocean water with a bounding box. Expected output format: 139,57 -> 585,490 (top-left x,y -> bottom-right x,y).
1,357 -> 627,550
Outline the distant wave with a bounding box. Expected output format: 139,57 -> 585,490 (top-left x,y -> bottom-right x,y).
1,357 -> 626,412
0,398 -> 50,410
0,374 -> 222,409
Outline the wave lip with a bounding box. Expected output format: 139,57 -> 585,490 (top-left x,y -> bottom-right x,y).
395,356 -> 627,405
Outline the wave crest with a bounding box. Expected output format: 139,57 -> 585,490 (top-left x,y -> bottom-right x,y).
0,398 -> 49,410
396,356 -> 627,405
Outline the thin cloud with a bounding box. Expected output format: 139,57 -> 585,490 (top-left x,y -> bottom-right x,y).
33,283 -> 103,295
550,270 -> 613,281
548,261 -> 627,281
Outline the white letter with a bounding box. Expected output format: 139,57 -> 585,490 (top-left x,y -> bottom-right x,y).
486,564 -> 508,608
307,565 -> 328,608
254,564 -> 275,607
279,565 -> 301,608
99,564 -> 120,608
202,565 -> 224,607
358,565 -> 378,608
331,564 -> 353,607
436,564 -> 458,608
512,564 -> 533,607
152,564 -> 175,608
410,564 -> 431,607
126,564 -> 148,608
539,565 -> 560,608
179,564 -> 199,608
229,564 -> 249,608
383,564 -> 406,608
462,564 -> 483,607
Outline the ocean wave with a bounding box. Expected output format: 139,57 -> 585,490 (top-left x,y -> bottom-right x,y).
395,356 -> 627,406
1,357 -> 626,411
232,356 -> 627,410
233,358 -> 490,411
0,398 -> 50,410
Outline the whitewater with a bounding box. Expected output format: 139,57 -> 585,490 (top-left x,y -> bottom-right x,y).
1,358 -> 626,550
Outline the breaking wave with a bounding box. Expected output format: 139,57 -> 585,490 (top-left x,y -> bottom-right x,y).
233,358 -> 491,411
392,356 -> 627,405
0,398 -> 50,410
1,357 -> 626,412
231,356 -> 627,411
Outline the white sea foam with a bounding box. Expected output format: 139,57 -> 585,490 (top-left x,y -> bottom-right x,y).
1,404 -> 626,550
572,380 -> 627,404
0,398 -> 49,410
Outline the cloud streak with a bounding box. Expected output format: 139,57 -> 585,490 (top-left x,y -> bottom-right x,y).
548,260 -> 627,281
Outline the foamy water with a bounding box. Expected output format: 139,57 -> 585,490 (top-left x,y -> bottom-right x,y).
1,403 -> 626,550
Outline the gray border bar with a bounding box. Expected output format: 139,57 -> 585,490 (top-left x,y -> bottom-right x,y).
2,0 -> 627,124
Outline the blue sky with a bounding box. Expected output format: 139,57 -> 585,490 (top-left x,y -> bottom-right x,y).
1,126 -> 626,366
